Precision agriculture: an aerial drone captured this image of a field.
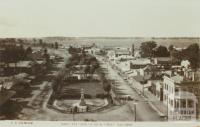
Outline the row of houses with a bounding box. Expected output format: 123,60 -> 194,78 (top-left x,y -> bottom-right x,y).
106,47 -> 200,121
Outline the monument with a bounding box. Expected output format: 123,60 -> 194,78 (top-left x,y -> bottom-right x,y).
79,88 -> 86,106
72,88 -> 88,112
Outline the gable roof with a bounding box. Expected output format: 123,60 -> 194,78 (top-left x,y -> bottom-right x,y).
133,75 -> 151,83
155,57 -> 171,62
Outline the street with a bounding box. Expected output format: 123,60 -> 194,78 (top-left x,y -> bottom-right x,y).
96,56 -> 163,121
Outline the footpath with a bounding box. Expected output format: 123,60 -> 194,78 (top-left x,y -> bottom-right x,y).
144,91 -> 167,117
128,78 -> 167,117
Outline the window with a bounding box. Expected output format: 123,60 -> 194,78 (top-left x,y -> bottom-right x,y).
175,88 -> 179,93
164,95 -> 166,100
189,88 -> 193,93
171,100 -> 174,107
187,100 -> 193,108
181,110 -> 183,114
175,100 -> 179,108
194,89 -> 198,95
180,99 -> 186,108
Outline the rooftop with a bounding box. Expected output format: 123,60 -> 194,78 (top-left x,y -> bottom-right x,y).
9,61 -> 33,68
171,75 -> 184,84
169,74 -> 200,86
114,49 -> 130,55
155,57 -> 171,62
174,91 -> 197,101
14,73 -> 29,79
133,75 -> 151,83
130,58 -> 151,65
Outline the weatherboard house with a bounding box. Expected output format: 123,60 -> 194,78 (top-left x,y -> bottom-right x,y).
163,75 -> 199,120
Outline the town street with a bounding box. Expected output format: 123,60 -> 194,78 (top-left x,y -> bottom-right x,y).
96,56 -> 163,121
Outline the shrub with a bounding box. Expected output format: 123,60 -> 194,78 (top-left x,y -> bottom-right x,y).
96,93 -> 107,99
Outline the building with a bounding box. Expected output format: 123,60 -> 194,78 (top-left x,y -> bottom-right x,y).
153,57 -> 172,69
3,60 -> 47,76
114,48 -> 131,58
116,61 -> 131,73
148,77 -> 164,101
163,75 -> 199,120
130,58 -> 151,70
107,50 -> 115,61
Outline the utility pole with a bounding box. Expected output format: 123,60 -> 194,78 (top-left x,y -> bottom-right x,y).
134,104 -> 136,121
133,102 -> 138,121
143,84 -> 144,96
72,108 -> 75,121
167,96 -> 168,121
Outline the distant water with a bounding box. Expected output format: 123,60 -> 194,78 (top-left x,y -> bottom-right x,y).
43,37 -> 200,49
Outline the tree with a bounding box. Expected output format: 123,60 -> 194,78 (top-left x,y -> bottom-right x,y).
84,65 -> 91,78
26,47 -> 32,55
140,41 -> 157,58
55,42 -> 58,49
90,66 -> 95,74
2,46 -> 11,67
170,50 -> 182,64
168,45 -> 174,52
68,46 -> 81,54
183,43 -> 199,69
154,45 -> 170,57
17,39 -> 23,44
103,81 -> 111,95
18,44 -> 26,60
43,48 -> 50,68
169,43 -> 200,68
39,39 -> 43,46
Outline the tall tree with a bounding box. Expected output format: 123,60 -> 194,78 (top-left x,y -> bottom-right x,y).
18,44 -> 25,60
168,45 -> 174,52
103,80 -> 111,95
39,39 -> 43,46
154,45 -> 170,57
140,41 -> 157,58
26,47 -> 33,55
55,42 -> 58,49
184,43 -> 199,69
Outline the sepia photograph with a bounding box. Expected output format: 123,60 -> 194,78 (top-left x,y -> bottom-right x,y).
0,0 -> 200,126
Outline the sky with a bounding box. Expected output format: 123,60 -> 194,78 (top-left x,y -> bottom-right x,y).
0,0 -> 199,38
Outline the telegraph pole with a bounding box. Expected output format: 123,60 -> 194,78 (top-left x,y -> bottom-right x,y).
134,104 -> 137,121
133,102 -> 138,121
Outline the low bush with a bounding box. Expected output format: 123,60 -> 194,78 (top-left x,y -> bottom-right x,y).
96,93 -> 108,99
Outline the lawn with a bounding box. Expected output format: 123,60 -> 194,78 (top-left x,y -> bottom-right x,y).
59,82 -> 105,99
